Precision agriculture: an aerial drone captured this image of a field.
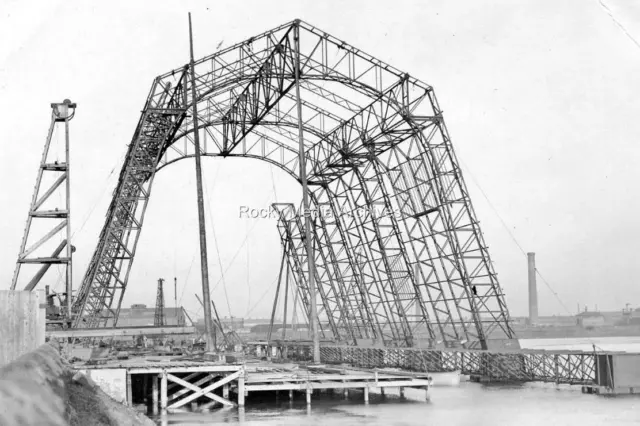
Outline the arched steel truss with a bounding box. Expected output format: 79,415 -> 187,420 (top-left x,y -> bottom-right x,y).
73,20 -> 516,349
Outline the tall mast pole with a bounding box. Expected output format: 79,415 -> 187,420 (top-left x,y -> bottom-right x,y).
64,103 -> 73,317
293,20 -> 320,363
188,12 -> 214,352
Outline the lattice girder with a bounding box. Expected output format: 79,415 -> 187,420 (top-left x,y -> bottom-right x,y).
309,186 -> 385,342
74,19 -> 516,350
271,203 -> 327,339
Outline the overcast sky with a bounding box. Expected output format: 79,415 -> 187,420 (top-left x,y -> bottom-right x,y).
1,0 -> 639,322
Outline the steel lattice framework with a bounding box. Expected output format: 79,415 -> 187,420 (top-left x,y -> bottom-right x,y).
73,20 -> 516,349
154,278 -> 165,327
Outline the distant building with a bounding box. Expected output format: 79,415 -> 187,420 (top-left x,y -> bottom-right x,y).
248,323 -> 313,334
511,315 -> 576,327
536,315 -> 576,327
250,323 -> 286,334
194,317 -> 245,335
575,311 -> 605,328
617,307 -> 640,326
220,317 -> 244,330
104,304 -> 187,327
244,318 -> 275,328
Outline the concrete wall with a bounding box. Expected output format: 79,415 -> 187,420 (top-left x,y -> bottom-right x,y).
79,368 -> 127,403
0,290 -> 45,365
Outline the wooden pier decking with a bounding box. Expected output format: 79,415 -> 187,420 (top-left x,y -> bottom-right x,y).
244,364 -> 430,404
75,356 -> 431,413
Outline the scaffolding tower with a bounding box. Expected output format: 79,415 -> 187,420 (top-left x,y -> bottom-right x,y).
11,100 -> 77,319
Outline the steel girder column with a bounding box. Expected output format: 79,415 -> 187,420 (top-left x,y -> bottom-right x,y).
300,206 -> 358,344
356,159 -> 438,345
273,201 -> 361,342
272,204 -> 312,332
74,77 -> 188,327
306,81 -> 422,346
310,188 -> 378,343
423,90 -> 515,347
321,176 -> 398,345
272,203 -> 332,339
307,213 -> 359,344
310,185 -> 385,343
325,168 -> 413,346
392,83 -> 515,348
362,77 -> 469,346
306,191 -> 365,344
375,133 -> 468,346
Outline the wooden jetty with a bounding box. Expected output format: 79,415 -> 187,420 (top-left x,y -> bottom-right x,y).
244,363 -> 430,404
74,356 -> 431,414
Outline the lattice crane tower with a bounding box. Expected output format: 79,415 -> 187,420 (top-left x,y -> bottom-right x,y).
12,100 -> 77,318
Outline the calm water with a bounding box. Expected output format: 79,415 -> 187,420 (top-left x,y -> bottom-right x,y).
156,338 -> 640,425
520,336 -> 640,352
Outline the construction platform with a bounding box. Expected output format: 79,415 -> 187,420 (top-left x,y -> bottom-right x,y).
73,356 -> 431,414
243,363 -> 430,404
250,340 -> 640,395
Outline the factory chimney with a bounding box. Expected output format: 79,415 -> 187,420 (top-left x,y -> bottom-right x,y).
527,252 -> 538,325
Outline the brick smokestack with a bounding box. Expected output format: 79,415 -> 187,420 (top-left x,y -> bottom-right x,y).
527,252 -> 538,325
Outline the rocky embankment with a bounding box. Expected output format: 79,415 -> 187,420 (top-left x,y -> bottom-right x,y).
0,344 -> 154,426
